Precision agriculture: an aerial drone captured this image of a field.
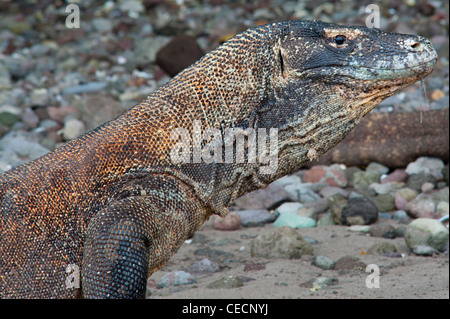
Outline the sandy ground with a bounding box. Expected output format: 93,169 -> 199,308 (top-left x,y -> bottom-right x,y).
148,219 -> 449,299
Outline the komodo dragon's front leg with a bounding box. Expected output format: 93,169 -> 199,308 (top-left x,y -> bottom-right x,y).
82,176 -> 210,298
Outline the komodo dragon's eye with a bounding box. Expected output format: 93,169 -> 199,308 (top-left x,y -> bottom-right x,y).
334,35 -> 347,45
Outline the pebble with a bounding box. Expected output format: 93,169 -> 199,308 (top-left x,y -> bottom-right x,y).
250,226 -> 313,259
61,82 -> 108,95
302,165 -> 347,187
0,137 -> 49,171
341,197 -> 378,225
334,256 -> 366,271
284,184 -> 321,203
366,162 -> 390,175
306,277 -> 338,290
381,169 -> 409,184
353,170 -> 381,189
212,211 -> 241,231
406,157 -> 445,179
157,271 -> 195,288
312,255 -> 336,270
406,172 -> 437,192
372,194 -> 396,212
233,183 -> 294,210
273,211 -> 316,229
207,276 -> 243,289
412,245 -> 440,256
367,242 -> 397,255
186,258 -> 219,274
347,225 -> 371,233
369,223 -> 397,239
243,263 -> 266,272
394,210 -> 409,221
404,218 -> 449,251
235,209 -> 276,227
61,118 -> 85,140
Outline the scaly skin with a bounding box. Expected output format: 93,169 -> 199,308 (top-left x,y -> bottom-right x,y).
0,20 -> 437,298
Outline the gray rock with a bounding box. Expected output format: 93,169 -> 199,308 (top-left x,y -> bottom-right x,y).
233,183 -> 295,210
272,175 -> 302,188
341,197 -> 378,225
235,209 -> 276,227
372,193 -> 396,212
334,256 -> 366,270
157,271 -> 195,288
312,255 -> 335,270
369,223 -> 397,239
317,213 -> 335,226
0,137 -> 49,171
250,226 -> 313,259
284,184 -> 321,203
404,218 -> 449,251
62,118 -> 85,140
367,242 -> 397,255
394,210 -> 408,221
207,276 -> 243,289
353,171 -> 381,189
306,277 -> 338,290
406,172 -> 437,192
412,245 -> 440,256
91,18 -> 113,33
62,82 -> 108,95
186,258 -> 219,274
366,162 -> 390,175
369,182 -> 405,195
406,157 -> 445,179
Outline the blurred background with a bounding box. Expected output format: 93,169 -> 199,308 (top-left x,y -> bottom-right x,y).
0,0 -> 448,170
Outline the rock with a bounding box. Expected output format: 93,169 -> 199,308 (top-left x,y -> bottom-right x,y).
157,271 -> 195,288
381,169 -> 408,184
421,182 -> 435,193
405,194 -> 438,218
437,201 -> 449,217
303,165 -> 347,187
0,137 -> 49,171
319,186 -> 349,198
395,196 -> 409,211
156,35 -> 205,77
404,218 -> 449,251
212,212 -> 241,231
306,110 -> 449,168
367,242 -> 397,255
273,212 -> 316,229
317,213 -> 335,226
395,188 -> 418,201
235,209 -> 276,227
329,197 -> 348,225
62,82 -> 108,95
341,197 -> 378,225
347,225 -> 371,233
30,88 -> 50,106
250,226 -> 313,259
305,277 -> 338,290
406,172 -> 437,192
353,171 -> 381,189
275,202 -> 303,215
378,212 -> 393,219
186,258 -> 219,274
412,245 -> 440,256
0,105 -> 21,127
233,183 -> 295,210
243,263 -> 266,272
369,182 -> 404,195
443,164 -> 449,185
91,18 -> 113,33
406,157 -> 445,179
207,276 -> 243,289
394,210 -> 409,221
369,223 -> 396,239
134,36 -> 171,65
272,175 -> 302,187
334,256 -> 366,270
312,256 -> 335,270
80,95 -> 125,130
194,247 -> 234,260
284,184 -> 321,203
61,118 -> 85,140
366,162 -> 389,175
372,193 -> 396,212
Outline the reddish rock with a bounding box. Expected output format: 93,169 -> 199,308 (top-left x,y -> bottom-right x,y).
303,165 -> 347,187
395,196 -> 409,211
381,169 -> 408,184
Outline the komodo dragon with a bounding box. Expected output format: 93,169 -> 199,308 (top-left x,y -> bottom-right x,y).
0,20 -> 437,298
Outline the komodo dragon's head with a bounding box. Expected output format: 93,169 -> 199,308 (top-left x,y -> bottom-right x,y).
245,20 -> 437,182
